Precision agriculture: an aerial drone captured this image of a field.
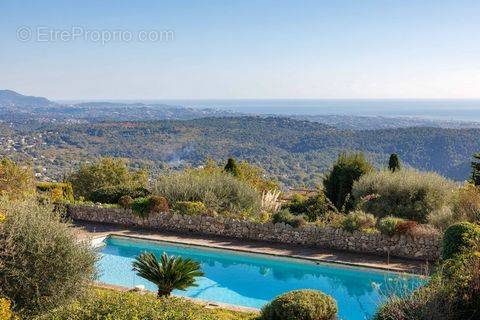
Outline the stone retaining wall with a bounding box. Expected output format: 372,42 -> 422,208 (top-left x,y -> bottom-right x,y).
68,205 -> 441,261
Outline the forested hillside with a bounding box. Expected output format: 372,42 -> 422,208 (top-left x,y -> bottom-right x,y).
1,116 -> 479,186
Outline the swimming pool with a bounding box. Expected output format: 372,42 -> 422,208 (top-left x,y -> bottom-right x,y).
98,236 -> 423,320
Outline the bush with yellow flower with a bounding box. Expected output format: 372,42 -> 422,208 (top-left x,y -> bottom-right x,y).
0,297 -> 17,320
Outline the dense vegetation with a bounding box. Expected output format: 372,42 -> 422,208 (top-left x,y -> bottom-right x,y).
36,288 -> 257,320
374,223 -> 480,320
353,169 -> 456,223
153,169 -> 262,217
68,158 -> 148,200
3,117 -> 480,187
0,198 -> 96,316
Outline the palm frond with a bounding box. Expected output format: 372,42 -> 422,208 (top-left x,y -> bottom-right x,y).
132,251 -> 204,297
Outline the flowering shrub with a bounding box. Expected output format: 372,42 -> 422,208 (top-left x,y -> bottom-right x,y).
0,298 -> 17,320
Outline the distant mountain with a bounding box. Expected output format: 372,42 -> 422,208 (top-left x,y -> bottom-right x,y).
0,89 -> 53,107
0,90 -> 240,123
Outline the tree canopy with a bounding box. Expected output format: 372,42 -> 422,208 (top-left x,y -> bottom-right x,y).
68,157 -> 148,200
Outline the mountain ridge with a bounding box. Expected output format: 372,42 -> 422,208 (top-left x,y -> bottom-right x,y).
0,89 -> 53,107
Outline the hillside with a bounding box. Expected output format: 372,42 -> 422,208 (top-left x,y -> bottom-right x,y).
1,116 -> 478,186
0,89 -> 52,107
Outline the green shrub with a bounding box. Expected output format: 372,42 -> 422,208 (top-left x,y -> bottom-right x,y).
427,206 -> 456,231
173,201 -> 207,216
148,195 -> 169,213
442,222 -> 480,260
0,157 -> 35,200
131,197 -> 150,218
289,215 -> 306,228
90,186 -> 150,204
36,182 -> 74,203
323,152 -> 374,212
224,157 -> 240,177
118,195 -> 134,209
353,169 -> 456,223
342,210 -> 376,233
452,184 -> 480,223
374,251 -> 480,320
373,287 -> 440,320
272,209 -> 306,228
261,289 -> 337,320
0,198 -> 96,316
287,193 -> 331,222
272,209 -> 293,224
37,288 -> 257,320
286,194 -> 308,213
131,196 -> 169,217
68,157 -> 148,201
153,170 -> 261,216
377,217 -> 404,236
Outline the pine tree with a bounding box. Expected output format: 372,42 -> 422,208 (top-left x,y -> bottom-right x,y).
470,153 -> 480,186
388,153 -> 401,172
224,158 -> 240,177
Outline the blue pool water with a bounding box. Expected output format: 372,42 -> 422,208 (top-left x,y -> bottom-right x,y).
98,236 -> 423,320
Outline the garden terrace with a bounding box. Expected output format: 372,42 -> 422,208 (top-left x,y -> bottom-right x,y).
69,204 -> 441,261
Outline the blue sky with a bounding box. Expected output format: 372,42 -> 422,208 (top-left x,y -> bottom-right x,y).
0,0 -> 479,100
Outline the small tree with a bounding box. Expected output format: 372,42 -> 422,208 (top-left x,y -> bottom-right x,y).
323,153 -> 374,212
388,153 -> 401,172
68,157 -> 148,201
132,252 -> 203,297
224,158 -> 240,177
0,157 -> 35,199
0,198 -> 97,316
471,153 -> 480,186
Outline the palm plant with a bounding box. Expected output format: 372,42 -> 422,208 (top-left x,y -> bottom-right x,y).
132,252 -> 204,298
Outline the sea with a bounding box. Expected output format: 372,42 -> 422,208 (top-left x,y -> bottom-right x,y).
58,99 -> 480,122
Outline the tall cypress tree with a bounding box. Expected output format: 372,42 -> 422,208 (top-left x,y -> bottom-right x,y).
323,152 -> 374,212
471,153 -> 480,186
224,158 -> 240,177
388,153 -> 401,172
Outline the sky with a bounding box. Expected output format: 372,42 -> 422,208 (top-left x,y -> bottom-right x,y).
0,0 -> 479,100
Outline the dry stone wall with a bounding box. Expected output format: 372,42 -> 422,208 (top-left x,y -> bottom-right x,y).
68,205 -> 441,261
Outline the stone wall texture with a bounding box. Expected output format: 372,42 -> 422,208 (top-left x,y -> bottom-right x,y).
69,205 -> 442,261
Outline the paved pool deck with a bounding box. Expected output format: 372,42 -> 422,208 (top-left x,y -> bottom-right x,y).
73,221 -> 432,274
